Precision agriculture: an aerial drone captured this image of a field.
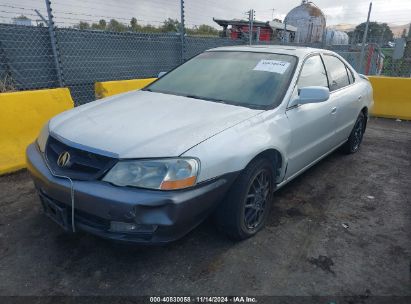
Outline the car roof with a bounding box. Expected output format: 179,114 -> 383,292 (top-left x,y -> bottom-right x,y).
206,45 -> 326,58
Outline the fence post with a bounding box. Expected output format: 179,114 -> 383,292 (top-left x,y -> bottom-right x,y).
45,0 -> 64,87
248,9 -> 254,45
180,0 -> 186,63
359,2 -> 372,74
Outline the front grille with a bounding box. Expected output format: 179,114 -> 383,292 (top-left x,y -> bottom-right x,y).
45,136 -> 117,180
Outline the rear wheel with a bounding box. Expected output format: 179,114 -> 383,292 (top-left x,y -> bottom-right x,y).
342,112 -> 365,154
215,158 -> 275,240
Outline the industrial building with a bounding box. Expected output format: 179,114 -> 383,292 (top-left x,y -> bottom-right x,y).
214,1 -> 349,45
213,18 -> 297,42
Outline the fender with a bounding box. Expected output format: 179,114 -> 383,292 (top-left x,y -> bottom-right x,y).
182,108 -> 291,183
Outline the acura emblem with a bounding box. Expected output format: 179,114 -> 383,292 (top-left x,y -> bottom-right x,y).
57,151 -> 71,168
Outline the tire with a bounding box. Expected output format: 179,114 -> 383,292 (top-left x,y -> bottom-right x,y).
342,112 -> 366,154
214,157 -> 275,240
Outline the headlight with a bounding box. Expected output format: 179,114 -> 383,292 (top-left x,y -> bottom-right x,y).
36,122 -> 49,153
102,158 -> 200,190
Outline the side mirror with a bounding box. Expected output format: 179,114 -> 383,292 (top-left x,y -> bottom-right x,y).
158,71 -> 167,78
289,86 -> 330,108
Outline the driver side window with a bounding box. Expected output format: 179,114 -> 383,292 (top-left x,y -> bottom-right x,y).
297,55 -> 328,90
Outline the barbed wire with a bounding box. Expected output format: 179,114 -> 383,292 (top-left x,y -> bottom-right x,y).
1,0 -> 409,31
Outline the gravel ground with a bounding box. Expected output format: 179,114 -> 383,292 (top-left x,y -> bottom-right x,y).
0,118 -> 410,297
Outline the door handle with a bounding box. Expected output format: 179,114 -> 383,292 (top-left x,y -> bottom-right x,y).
331,107 -> 337,114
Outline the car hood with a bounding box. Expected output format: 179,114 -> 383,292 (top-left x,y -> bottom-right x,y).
49,90 -> 263,158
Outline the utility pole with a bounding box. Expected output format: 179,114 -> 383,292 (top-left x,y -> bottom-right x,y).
180,0 -> 185,63
359,1 -> 372,74
247,9 -> 254,45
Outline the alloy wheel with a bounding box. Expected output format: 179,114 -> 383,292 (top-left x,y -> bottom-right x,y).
352,118 -> 364,151
243,169 -> 272,231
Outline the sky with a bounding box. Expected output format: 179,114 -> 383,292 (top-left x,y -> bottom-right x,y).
2,0 -> 411,28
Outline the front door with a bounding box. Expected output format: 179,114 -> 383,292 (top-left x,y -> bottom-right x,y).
285,54 -> 338,178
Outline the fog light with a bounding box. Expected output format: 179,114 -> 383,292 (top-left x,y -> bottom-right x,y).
110,221 -> 157,233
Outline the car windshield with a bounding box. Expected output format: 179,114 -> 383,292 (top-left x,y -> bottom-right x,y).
145,51 -> 297,109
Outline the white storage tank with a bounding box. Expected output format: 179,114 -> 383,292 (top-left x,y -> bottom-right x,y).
326,28 -> 349,45
284,0 -> 326,43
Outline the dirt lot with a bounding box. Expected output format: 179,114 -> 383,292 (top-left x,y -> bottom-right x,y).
0,118 -> 410,297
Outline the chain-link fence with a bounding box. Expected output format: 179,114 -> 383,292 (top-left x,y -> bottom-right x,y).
0,0 -> 410,105
57,29 -> 183,103
0,23 -> 58,92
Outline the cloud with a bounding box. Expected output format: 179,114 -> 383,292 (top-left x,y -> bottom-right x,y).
9,0 -> 411,28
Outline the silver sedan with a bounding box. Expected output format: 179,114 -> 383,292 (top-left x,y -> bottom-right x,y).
26,45 -> 373,243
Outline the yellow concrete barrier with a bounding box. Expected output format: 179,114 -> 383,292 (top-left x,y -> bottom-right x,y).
369,76 -> 411,120
95,78 -> 157,99
0,88 -> 74,175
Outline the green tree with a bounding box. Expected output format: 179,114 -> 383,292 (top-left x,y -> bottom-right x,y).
186,24 -> 219,36
161,18 -> 180,32
91,19 -> 107,30
130,17 -> 141,31
349,22 -> 393,44
141,24 -> 160,33
77,21 -> 90,30
107,19 -> 127,32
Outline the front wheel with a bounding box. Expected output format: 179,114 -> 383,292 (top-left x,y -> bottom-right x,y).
342,112 -> 365,154
214,158 -> 275,240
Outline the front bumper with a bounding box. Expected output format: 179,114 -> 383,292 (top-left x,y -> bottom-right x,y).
26,143 -> 237,244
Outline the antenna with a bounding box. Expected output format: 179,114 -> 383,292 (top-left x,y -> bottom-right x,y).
271,8 -> 276,20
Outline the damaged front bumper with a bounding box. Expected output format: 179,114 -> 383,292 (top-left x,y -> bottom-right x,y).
26,143 -> 236,244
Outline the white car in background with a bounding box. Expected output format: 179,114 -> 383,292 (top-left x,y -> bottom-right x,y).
26,45 -> 373,243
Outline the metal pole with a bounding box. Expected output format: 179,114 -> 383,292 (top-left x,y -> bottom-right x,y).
379,27 -> 386,46
45,0 -> 64,87
284,20 -> 287,43
359,2 -> 372,74
180,0 -> 185,63
249,9 -> 254,45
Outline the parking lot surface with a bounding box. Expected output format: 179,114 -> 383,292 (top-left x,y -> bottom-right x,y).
0,118 -> 410,297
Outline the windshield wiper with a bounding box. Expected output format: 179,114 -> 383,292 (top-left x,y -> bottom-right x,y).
184,94 -> 226,103
184,94 -> 269,110
238,103 -> 267,110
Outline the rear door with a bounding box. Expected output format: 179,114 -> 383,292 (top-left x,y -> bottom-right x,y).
322,54 -> 361,144
285,54 -> 338,178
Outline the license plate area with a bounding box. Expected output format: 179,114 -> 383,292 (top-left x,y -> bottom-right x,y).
40,194 -> 70,231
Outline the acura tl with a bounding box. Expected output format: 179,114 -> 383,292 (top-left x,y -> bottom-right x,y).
26,46 -> 373,243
